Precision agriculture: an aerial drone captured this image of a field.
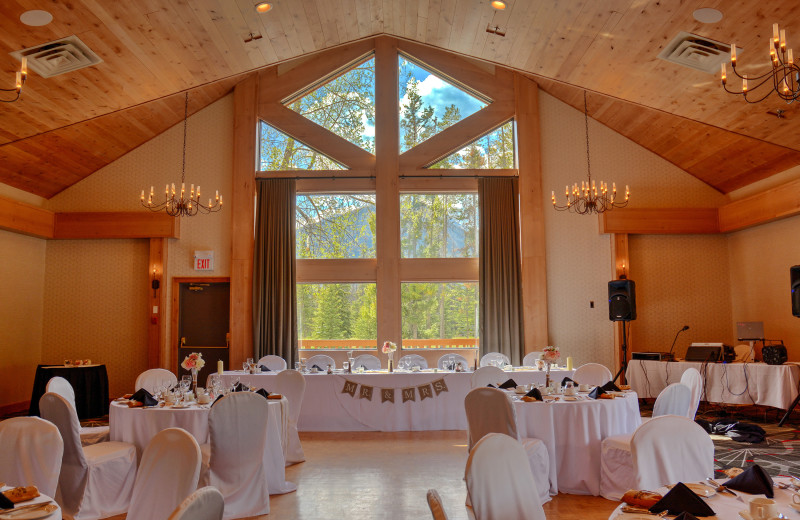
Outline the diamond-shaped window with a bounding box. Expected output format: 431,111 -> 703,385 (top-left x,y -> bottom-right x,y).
285,56 -> 375,154
258,121 -> 346,170
399,55 -> 489,153
429,120 -> 515,169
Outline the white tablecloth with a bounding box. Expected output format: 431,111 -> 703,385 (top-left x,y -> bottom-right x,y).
513,391 -> 641,496
219,368 -> 575,432
0,487 -> 61,520
109,400 -> 294,494
626,360 -> 800,410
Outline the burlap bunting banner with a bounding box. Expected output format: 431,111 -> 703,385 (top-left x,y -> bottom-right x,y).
340,376 -> 450,405
432,378 -> 448,395
418,384 -> 433,400
402,387 -> 416,403
342,380 -> 358,397
360,385 -> 373,401
381,388 -> 395,403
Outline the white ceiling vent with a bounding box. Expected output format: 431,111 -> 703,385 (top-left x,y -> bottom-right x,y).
10,36 -> 102,78
658,32 -> 732,74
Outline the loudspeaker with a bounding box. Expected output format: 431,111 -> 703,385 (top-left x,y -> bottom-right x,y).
609,279 -> 636,321
792,265 -> 800,317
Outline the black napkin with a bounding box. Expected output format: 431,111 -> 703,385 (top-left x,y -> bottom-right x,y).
649,482 -> 715,517
723,465 -> 774,498
211,395 -> 224,407
588,386 -> 606,399
525,387 -> 543,401
673,513 -> 700,520
601,381 -> 621,392
0,492 -> 14,509
232,382 -> 247,392
561,377 -> 576,387
499,378 -> 518,389
255,388 -> 270,399
131,388 -> 158,407
259,364 -> 272,372
311,364 -> 324,371
486,384 -> 496,388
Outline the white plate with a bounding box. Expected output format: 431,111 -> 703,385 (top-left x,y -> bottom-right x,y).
562,396 -> 580,401
0,504 -> 58,520
170,404 -> 190,409
666,482 -> 716,497
614,513 -> 658,520
791,503 -> 800,512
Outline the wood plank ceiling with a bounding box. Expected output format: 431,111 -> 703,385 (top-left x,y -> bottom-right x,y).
2,0 -> 800,198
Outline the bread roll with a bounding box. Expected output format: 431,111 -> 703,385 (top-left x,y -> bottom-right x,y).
621,489 -> 662,509
3,486 -> 40,503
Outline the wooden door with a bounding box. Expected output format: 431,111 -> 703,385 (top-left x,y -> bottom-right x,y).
176,279 -> 230,387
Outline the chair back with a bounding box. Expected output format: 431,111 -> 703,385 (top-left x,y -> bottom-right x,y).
680,368 -> 703,419
572,363 -> 613,386
437,354 -> 468,371
276,369 -> 306,425
135,368 -> 178,394
521,352 -> 544,367
257,355 -> 288,372
0,417 -> 63,497
470,366 -> 506,388
480,352 -> 510,367
168,486 -> 225,520
465,433 -> 546,520
304,354 -> 335,370
464,387 -> 519,450
127,428 -> 201,520
352,354 -> 381,370
631,415 -> 714,491
426,489 -> 450,520
652,382 -> 692,418
398,354 -> 428,370
46,376 -> 77,410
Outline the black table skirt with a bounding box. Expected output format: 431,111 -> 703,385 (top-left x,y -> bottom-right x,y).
29,364 -> 109,420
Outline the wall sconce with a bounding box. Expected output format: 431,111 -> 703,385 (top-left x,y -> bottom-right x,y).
151,266 -> 160,297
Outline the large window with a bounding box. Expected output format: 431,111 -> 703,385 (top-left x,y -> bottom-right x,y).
297,283 -> 376,350
401,282 -> 478,349
296,194 -> 376,259
400,193 -> 478,258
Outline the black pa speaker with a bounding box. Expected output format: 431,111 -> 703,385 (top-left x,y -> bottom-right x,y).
792,266 -> 800,317
609,279 -> 636,322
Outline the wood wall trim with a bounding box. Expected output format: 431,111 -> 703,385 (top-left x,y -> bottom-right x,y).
53,212 -> 179,239
718,177 -> 800,232
399,168 -> 518,178
610,233 -> 629,382
148,238 -> 168,369
258,169 -> 374,179
399,177 -> 478,192
0,196 -> 54,238
297,259 -> 377,282
399,258 -> 479,281
599,208 -> 720,235
296,178 -> 377,193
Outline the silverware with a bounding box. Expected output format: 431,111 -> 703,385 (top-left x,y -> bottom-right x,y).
1,501 -> 53,517
620,506 -> 667,516
707,478 -> 743,502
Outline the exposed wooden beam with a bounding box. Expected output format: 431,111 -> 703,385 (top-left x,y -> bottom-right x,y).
297,259 -> 377,282
148,238 -> 168,369
399,169 -> 518,177
0,196 -> 54,238
53,212 -> 180,239
599,208 -> 720,235
719,177 -> 800,232
258,169 -> 374,178
399,258 -> 479,281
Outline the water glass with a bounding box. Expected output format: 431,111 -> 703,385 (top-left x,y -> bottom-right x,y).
243,361 -> 249,372
342,361 -> 350,372
294,361 -> 301,371
246,357 -> 254,366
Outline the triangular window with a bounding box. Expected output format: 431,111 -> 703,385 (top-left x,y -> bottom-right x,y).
399,55 -> 488,153
429,120 -> 515,169
258,121 -> 345,170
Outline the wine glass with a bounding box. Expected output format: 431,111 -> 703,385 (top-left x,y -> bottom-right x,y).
231,376 -> 240,392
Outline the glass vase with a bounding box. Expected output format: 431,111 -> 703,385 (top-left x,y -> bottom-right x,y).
191,367 -> 198,393
388,352 -> 394,373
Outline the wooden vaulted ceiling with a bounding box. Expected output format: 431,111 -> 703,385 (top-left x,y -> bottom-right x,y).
3,0 -> 800,198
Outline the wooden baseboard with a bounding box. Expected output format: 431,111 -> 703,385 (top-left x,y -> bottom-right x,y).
0,400 -> 31,418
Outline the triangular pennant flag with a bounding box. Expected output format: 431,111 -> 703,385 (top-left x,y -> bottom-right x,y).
342,380 -> 358,397
432,378 -> 448,395
402,387 -> 416,403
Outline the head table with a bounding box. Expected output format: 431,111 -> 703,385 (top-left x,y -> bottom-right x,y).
109,399 -> 295,495
218,367 -> 575,432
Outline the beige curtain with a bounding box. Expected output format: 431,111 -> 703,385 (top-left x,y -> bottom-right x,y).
479,177 -> 525,365
253,178 -> 298,366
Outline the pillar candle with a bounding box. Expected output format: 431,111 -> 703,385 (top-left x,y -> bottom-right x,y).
217,360 -> 223,375
566,356 -> 573,371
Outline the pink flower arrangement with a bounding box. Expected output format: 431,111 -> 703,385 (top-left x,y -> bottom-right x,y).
181,352 -> 205,371
541,346 -> 560,363
381,341 -> 397,354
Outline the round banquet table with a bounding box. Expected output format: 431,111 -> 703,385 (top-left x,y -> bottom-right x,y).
512,391 -> 641,496
109,399 -> 294,495
0,486 -> 61,520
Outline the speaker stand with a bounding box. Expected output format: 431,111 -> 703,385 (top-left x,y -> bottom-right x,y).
612,320 -> 630,385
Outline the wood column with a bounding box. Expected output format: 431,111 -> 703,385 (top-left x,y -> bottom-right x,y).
611,233 -> 630,382
148,238 -> 168,368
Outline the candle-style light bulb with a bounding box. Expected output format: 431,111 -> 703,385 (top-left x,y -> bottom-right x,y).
774,23 -> 780,44
781,29 -> 787,50
742,75 -> 748,92
140,190 -> 145,201
20,57 -> 27,82
731,44 -> 737,65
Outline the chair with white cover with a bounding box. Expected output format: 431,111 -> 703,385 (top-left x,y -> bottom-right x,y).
39,392 -> 137,520
470,366 -> 506,388
0,417 -> 63,497
257,355 -> 287,372
352,354 -> 381,370
168,487 -> 225,520
276,369 -> 306,465
426,489 -> 450,520
397,354 -> 428,370
199,391 -> 271,519
438,353 -> 469,371
134,368 -> 178,394
465,433 -> 546,520
304,354 -> 335,370
480,352 -> 511,367
599,415 -> 713,500
680,367 -> 704,419
652,382 -> 693,418
464,387 -> 551,504
127,428 -> 201,520
572,363 -> 613,386
46,376 -> 109,446
521,352 -> 544,367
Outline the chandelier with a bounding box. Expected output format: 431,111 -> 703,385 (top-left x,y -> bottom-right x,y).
551,91 -> 629,215
1,57 -> 27,103
141,92 -> 222,217
721,23 -> 799,104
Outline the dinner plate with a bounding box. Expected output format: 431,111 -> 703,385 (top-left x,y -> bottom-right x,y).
791,503 -> 800,512
170,404 -> 191,409
0,504 -> 58,520
562,396 -> 580,401
613,513 -> 659,520
665,482 -> 715,497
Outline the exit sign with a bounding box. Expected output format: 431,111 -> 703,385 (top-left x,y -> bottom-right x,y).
194,251 -> 214,271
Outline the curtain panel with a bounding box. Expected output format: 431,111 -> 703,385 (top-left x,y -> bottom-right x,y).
478,177 -> 526,365
253,178 -> 298,366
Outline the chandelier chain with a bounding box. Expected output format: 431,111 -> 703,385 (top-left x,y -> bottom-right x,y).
584,92 -> 591,183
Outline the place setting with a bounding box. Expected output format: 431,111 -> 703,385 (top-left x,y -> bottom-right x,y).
0,485 -> 58,520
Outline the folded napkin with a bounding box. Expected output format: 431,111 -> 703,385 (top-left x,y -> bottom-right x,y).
601,381 -> 621,392
311,364 -> 325,371
255,388 -> 270,399
588,386 -> 607,399
723,464 -> 774,498
232,382 -> 248,392
649,482 -> 715,517
561,377 -> 576,387
130,388 -> 158,407
499,378 -> 518,389
673,513 -> 700,520
259,364 -> 271,372
0,492 -> 13,509
486,384 -> 496,388
524,387 -> 543,401
211,395 -> 224,407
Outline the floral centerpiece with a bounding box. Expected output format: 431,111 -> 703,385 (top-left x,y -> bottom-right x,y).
541,346 -> 560,387
382,341 -> 397,372
181,352 -> 205,391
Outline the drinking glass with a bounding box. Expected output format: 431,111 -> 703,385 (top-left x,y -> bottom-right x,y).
243,361 -> 249,373
342,361 -> 350,372
181,375 -> 192,389
246,357 -> 254,366
294,361 -> 301,371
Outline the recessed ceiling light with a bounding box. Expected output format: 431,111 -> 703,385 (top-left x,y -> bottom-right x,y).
693,8 -> 723,24
20,10 -> 53,27
491,1 -> 506,10
255,2 -> 272,13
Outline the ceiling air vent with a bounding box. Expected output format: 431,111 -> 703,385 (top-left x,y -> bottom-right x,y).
10,35 -> 102,78
658,32 -> 732,74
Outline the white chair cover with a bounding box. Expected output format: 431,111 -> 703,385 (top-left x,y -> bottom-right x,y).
480,352 -> 510,367
39,392 -> 137,520
521,352 -> 544,367
398,354 -> 428,370
680,367 -> 704,419
257,355 -> 288,372
276,369 -> 306,465
426,489 -> 450,520
572,363 -> 613,386
437,354 -> 469,371
0,417 -> 63,497
465,433 -> 546,520
134,368 -> 178,394
304,354 -> 335,370
470,366 -> 506,388
199,392 -> 271,519
47,376 -> 109,446
352,354 -> 381,370
652,382 -> 692,418
168,486 -> 225,520
464,387 -> 550,504
127,428 -> 201,520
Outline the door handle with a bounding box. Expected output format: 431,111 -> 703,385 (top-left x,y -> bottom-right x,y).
181,337 -> 186,346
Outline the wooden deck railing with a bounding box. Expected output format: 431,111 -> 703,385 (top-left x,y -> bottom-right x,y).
298,338 -> 479,350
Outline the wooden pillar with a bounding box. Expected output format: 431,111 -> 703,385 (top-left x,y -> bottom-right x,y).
148,237 -> 168,369
514,74 -> 549,351
230,74 -> 258,368
611,233 -> 630,382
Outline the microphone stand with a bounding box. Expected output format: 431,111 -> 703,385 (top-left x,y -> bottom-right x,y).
665,326 -> 689,362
